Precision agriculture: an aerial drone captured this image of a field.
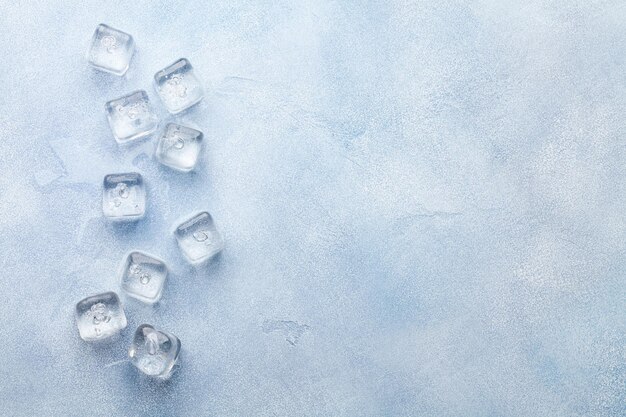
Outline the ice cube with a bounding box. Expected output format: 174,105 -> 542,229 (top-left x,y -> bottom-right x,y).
155,123 -> 203,172
102,172 -> 146,221
174,211 -> 224,264
154,58 -> 203,114
129,324 -> 181,379
105,90 -> 159,143
86,24 -> 135,76
120,251 -> 167,303
75,292 -> 127,341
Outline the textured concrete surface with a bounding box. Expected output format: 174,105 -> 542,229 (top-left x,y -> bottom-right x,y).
0,1 -> 624,416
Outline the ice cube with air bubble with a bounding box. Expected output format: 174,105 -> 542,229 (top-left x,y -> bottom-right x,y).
174,211 -> 224,265
155,123 -> 203,172
87,24 -> 135,76
154,58 -> 204,114
102,172 -> 146,221
120,251 -> 167,303
75,292 -> 127,341
105,90 -> 159,144
129,324 -> 181,379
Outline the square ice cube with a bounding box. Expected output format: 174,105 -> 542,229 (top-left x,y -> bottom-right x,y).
102,172 -> 146,221
154,58 -> 203,114
155,123 -> 203,172
174,212 -> 224,264
87,24 -> 135,76
105,90 -> 159,143
75,292 -> 127,341
129,324 -> 181,379
120,251 -> 167,303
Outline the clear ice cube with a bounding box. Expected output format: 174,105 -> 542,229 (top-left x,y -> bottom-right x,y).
120,251 -> 167,303
129,324 -> 181,379
75,292 -> 127,341
86,24 -> 135,76
154,58 -> 203,114
105,90 -> 159,143
174,212 -> 224,264
102,172 -> 146,221
155,123 -> 203,172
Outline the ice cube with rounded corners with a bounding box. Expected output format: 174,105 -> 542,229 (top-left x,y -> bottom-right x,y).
154,58 -> 203,114
155,123 -> 203,172
75,292 -> 127,341
102,172 -> 146,221
105,90 -> 159,143
120,251 -> 167,303
174,211 -> 223,264
87,24 -> 135,76
129,324 -> 181,378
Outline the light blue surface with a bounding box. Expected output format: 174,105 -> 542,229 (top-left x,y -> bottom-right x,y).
0,1 -> 625,416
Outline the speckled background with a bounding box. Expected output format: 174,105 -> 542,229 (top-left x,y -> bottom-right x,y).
0,1 -> 624,416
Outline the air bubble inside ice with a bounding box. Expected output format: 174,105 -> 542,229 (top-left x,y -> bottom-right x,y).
139,273 -> 151,284
146,333 -> 159,355
127,107 -> 139,119
90,303 -> 111,325
193,230 -> 209,242
169,135 -> 185,150
166,76 -> 187,98
115,183 -> 129,198
101,35 -> 117,53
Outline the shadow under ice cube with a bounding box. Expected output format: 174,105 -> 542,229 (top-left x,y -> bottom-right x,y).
174,211 -> 224,265
87,24 -> 135,76
75,292 -> 127,341
129,324 -> 181,379
120,251 -> 168,303
102,172 -> 146,221
154,58 -> 203,114
105,90 -> 159,143
155,123 -> 203,172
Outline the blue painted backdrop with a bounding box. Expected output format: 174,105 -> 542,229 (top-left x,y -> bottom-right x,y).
0,1 -> 624,416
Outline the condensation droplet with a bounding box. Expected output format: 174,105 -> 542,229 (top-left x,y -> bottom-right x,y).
193,230 -> 209,242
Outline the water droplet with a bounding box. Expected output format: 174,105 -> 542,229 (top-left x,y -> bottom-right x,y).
139,273 -> 151,284
193,230 -> 209,242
